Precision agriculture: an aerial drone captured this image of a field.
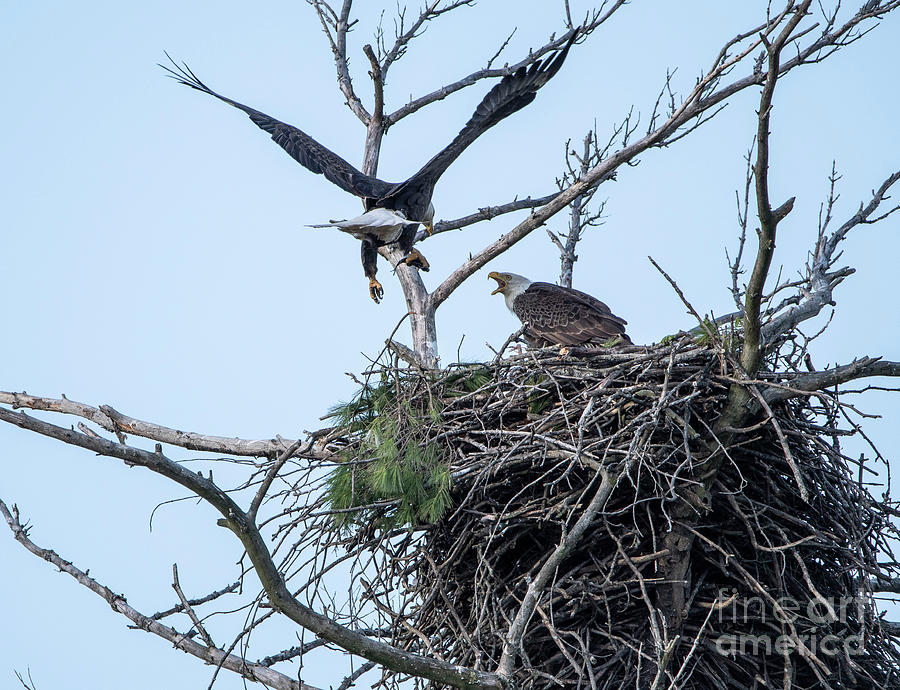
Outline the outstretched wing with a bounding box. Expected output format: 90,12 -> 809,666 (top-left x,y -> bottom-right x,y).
384,29 -> 579,209
514,282 -> 631,347
161,55 -> 392,200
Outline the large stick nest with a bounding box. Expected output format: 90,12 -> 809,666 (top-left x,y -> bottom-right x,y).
284,338 -> 900,689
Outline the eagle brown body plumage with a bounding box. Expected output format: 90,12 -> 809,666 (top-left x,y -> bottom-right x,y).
489,272 -> 632,348
513,282 -> 632,347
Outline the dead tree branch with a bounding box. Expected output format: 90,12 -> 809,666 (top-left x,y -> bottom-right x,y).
728,144 -> 755,311
362,42 -> 386,173
0,499 -> 311,690
379,0 -> 475,77
427,192 -> 559,237
385,2 -> 626,126
308,0 -> 370,124
718,0 -> 810,435
0,407 -> 504,690
337,660 -> 377,690
554,129 -> 609,287
151,580 -> 242,621
740,3 -> 807,378
761,169 -> 900,341
0,391 -> 312,459
171,564 -> 216,647
763,357 -> 900,404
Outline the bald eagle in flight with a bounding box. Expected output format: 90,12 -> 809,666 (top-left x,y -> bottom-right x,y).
162,31 -> 577,302
489,271 -> 632,347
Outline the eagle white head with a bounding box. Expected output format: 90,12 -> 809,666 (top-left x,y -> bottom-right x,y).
488,271 -> 533,313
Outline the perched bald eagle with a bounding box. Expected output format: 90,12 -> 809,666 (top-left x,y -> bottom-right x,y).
162,31 -> 577,302
489,271 -> 632,347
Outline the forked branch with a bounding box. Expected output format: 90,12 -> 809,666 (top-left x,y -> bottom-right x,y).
761,168 -> 900,341
740,1 -> 810,377
0,499 -> 311,690
717,1 -> 809,432
308,0 -> 369,123
0,406 -> 503,690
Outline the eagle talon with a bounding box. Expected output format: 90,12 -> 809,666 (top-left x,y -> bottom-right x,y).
402,249 -> 430,272
369,278 -> 384,303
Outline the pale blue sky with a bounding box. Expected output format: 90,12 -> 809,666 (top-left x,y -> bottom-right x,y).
2,2 -> 899,688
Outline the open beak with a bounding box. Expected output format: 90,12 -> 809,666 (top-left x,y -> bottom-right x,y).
488,271 -> 506,295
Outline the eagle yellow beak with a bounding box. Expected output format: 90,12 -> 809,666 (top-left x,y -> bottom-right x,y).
488,271 -> 506,295
424,222 -> 434,236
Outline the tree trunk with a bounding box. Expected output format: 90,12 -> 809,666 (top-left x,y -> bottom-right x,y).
364,105 -> 440,368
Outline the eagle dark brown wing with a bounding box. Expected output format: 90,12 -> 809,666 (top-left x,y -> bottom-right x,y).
378,30 -> 578,221
161,56 -> 393,201
165,29 -> 576,224
513,282 -> 631,347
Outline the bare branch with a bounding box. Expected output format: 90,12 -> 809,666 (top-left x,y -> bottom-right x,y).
0,391 -> 312,459
385,338 -> 421,369
427,193 -> 560,237
762,168 -> 900,341
747,385 -> 809,501
490,324 -> 528,364
362,42 -> 386,175
380,0 -> 476,78
14,669 -> 38,690
378,244 -> 438,369
763,357 -> 900,404
172,563 -> 216,647
649,256 -> 721,346
0,408 -> 503,690
555,129 -> 608,287
727,144 -> 755,311
308,0 -> 371,123
259,629 -> 389,667
248,439 -> 303,523
691,1 -> 900,118
383,6 -> 634,126
337,660 -> 377,690
151,580 -> 242,620
1,499 -> 310,690
546,227 -> 568,258
387,48 -> 568,126
741,2 -> 810,378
